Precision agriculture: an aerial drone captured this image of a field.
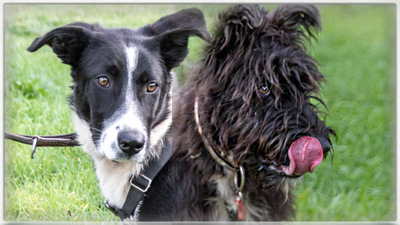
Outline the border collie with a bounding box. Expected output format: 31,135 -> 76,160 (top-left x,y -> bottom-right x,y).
27,8 -> 211,221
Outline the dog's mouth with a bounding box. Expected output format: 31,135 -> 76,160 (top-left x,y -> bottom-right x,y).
281,136 -> 323,176
266,136 -> 324,178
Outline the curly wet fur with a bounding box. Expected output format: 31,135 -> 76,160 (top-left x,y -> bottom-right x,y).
171,4 -> 335,221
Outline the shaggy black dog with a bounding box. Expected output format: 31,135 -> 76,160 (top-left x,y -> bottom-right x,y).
169,4 -> 335,221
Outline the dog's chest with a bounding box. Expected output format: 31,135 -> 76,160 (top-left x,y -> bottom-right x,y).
213,174 -> 261,221
212,175 -> 235,220
95,159 -> 142,208
213,174 -> 278,221
73,114 -> 142,208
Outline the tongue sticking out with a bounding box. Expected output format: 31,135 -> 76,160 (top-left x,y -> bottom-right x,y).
281,136 -> 323,176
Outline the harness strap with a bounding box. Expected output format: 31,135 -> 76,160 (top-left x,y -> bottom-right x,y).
105,138 -> 173,220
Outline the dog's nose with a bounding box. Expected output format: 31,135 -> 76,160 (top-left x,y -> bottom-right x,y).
117,130 -> 145,155
319,137 -> 331,153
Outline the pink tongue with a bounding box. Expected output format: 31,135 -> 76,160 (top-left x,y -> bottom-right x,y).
281,136 -> 323,176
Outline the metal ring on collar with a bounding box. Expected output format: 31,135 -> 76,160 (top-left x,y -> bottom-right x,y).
234,165 -> 245,192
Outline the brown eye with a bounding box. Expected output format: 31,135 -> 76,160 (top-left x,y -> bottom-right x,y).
98,77 -> 109,87
147,82 -> 158,92
259,85 -> 270,95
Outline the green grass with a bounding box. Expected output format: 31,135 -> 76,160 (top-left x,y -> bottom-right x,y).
4,4 -> 396,222
294,5 -> 396,221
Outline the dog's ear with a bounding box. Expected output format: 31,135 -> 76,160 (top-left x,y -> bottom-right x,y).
156,28 -> 208,71
27,23 -> 101,67
267,4 -> 321,44
214,4 -> 268,51
147,8 -> 212,71
150,8 -> 212,41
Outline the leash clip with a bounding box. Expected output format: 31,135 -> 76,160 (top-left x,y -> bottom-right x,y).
31,137 -> 39,159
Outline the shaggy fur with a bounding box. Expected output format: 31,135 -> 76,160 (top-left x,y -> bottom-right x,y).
169,4 -> 335,221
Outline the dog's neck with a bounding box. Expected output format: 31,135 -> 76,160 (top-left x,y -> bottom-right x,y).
212,169 -> 271,221
194,96 -> 249,220
193,96 -> 238,171
192,96 -> 300,221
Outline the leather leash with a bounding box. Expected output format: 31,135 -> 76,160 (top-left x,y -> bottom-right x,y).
5,130 -> 173,221
4,131 -> 80,159
5,129 -> 173,221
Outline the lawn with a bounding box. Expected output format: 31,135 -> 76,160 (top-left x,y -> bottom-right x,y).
4,4 -> 396,222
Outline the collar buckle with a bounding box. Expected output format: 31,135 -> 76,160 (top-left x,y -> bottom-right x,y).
130,174 -> 152,193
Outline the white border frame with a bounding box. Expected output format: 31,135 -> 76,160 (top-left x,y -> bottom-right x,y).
1,1 -> 398,224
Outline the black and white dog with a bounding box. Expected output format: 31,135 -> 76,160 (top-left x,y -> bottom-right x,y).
27,8 -> 211,221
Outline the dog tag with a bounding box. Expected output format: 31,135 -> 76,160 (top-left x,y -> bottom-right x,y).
234,196 -> 246,221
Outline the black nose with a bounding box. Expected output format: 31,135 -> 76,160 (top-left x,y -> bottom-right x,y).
117,130 -> 145,155
319,137 -> 331,153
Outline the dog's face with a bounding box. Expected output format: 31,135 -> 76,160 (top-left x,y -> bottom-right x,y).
197,5 -> 335,178
28,9 -> 211,163
75,37 -> 166,162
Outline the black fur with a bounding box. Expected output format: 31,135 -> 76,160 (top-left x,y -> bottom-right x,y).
168,4 -> 335,221
27,8 -> 212,221
27,9 -> 212,144
26,4 -> 335,221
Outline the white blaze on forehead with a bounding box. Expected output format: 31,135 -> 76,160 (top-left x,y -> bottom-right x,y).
125,45 -> 139,102
123,45 -> 143,132
126,45 -> 139,76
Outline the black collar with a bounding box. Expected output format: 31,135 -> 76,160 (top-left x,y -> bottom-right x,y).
105,138 -> 173,220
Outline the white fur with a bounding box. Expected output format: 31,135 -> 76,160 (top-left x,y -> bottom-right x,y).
74,114 -> 142,208
73,113 -> 97,158
126,46 -> 139,73
74,110 -> 172,209
212,173 -> 234,221
99,104 -> 147,162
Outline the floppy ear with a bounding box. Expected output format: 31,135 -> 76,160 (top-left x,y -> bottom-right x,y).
156,28 -> 206,70
148,8 -> 212,71
27,23 -> 101,67
267,4 -> 321,44
150,8 -> 212,41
